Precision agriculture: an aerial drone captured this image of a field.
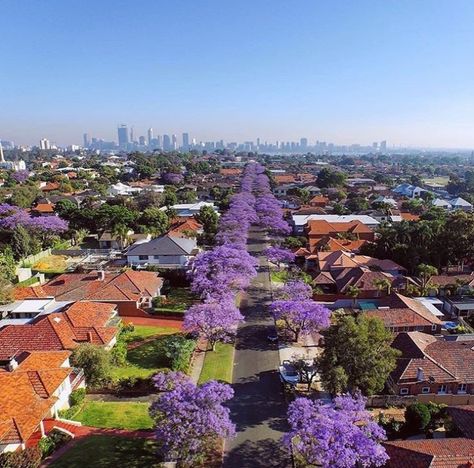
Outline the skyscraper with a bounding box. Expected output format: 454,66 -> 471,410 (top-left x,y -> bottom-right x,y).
147,128 -> 153,146
163,134 -> 171,151
300,138 -> 308,150
0,142 -> 4,163
182,133 -> 189,150
139,136 -> 146,145
39,138 -> 51,150
130,126 -> 135,143
117,124 -> 129,147
83,133 -> 89,148
172,134 -> 177,150
380,140 -> 387,152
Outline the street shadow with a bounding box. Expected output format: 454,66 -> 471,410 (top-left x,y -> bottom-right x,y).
228,370 -> 288,432
224,438 -> 291,468
236,323 -> 279,351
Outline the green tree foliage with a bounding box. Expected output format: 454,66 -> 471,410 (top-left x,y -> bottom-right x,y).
70,343 -> 111,387
317,168 -> 347,188
319,315 -> 400,396
11,225 -> 31,260
345,196 -> 369,212
10,185 -> 41,208
140,207 -> 170,236
404,403 -> 431,433
195,205 -> 219,235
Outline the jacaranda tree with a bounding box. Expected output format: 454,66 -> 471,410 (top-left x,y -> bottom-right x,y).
263,246 -> 296,269
150,371 -> 235,465
183,299 -> 244,351
270,299 -> 331,342
285,392 -> 388,468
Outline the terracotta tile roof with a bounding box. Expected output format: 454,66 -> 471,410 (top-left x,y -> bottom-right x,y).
390,332 -> 474,385
448,406 -> 474,439
219,168 -> 242,176
274,174 -> 296,184
0,301 -> 118,359
33,203 -> 55,213
384,438 -> 474,467
168,218 -> 203,238
42,270 -> 163,302
13,286 -> 49,300
429,274 -> 474,287
400,212 -> 420,221
318,237 -> 367,252
0,351 -> 72,445
307,220 -> 373,236
317,251 -> 405,272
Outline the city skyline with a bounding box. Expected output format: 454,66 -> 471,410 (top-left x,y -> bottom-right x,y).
2,1 -> 474,148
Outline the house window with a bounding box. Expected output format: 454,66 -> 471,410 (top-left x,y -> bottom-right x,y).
421,387 -> 430,394
153,255 -> 160,260
400,388 -> 409,395
438,384 -> 448,394
138,255 -> 148,260
431,324 -> 437,331
458,383 -> 467,394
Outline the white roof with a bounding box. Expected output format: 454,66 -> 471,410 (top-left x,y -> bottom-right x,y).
413,297 -> 444,317
292,214 -> 380,227
432,198 -> 451,207
450,197 -> 472,207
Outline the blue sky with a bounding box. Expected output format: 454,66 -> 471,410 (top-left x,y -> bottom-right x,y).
1,0 -> 474,148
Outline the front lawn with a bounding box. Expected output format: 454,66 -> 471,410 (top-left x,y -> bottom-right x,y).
49,435 -> 160,468
32,255 -> 68,274
111,335 -> 172,380
123,325 -> 180,343
154,287 -> 195,314
74,401 -> 153,430
198,343 -> 234,384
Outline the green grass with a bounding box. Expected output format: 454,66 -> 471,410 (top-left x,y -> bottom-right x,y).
154,287 -> 195,314
74,402 -> 153,430
16,276 -> 40,287
123,325 -> 180,343
111,335 -> 174,380
198,343 -> 234,384
49,435 -> 161,468
271,270 -> 289,284
32,255 -> 68,274
422,176 -> 450,187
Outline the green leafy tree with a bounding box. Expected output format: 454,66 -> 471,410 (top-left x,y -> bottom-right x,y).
195,205 -> 219,235
11,225 -> 31,260
141,207 -> 170,236
417,263 -> 438,295
404,403 -> 431,433
111,223 -> 131,249
346,285 -> 361,307
70,343 -> 111,387
373,278 -> 391,297
317,168 -> 347,188
319,315 -> 400,396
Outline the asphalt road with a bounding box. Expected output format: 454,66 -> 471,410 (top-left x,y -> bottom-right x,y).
224,229 -> 291,468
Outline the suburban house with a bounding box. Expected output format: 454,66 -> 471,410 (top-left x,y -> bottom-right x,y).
0,297 -> 71,325
0,350 -> 84,453
36,270 -> 163,315
388,331 -> 474,397
168,218 -> 203,238
442,296 -> 474,318
385,405 -> 474,467
0,301 -> 119,360
162,202 -> 217,217
292,214 -> 379,235
308,195 -> 329,208
363,294 -> 443,334
126,235 -> 197,269
305,219 -> 375,252
392,183 -> 426,199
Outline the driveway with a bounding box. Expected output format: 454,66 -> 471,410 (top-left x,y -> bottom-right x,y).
224,229 -> 291,468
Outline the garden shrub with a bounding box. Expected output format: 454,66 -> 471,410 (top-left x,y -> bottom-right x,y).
68,388 -> 86,407
110,339 -> 128,366
405,403 -> 431,433
0,447 -> 41,467
38,430 -> 71,457
161,334 -> 197,372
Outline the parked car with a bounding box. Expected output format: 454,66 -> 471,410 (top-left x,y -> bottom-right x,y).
279,360 -> 300,385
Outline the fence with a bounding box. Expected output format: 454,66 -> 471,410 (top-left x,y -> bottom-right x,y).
367,393 -> 474,408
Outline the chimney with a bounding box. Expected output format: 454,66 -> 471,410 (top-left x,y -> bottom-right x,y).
416,367 -> 424,381
97,270 -> 105,281
7,356 -> 18,372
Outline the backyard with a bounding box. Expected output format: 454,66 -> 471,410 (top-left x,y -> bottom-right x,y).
32,254 -> 68,274
49,435 -> 160,468
74,401 -> 153,430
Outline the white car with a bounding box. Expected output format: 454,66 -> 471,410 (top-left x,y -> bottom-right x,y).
279,361 -> 300,385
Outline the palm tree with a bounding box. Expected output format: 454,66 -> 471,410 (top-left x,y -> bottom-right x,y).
111,223 -> 131,250
417,263 -> 438,296
346,285 -> 361,308
373,278 -> 392,297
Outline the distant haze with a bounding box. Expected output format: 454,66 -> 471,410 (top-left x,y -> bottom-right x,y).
1,0 -> 474,149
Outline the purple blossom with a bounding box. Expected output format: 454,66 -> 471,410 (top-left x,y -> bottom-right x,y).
0,203 -> 68,233
10,170 -> 29,183
162,172 -> 184,185
191,244 -> 258,300
150,371 -> 235,464
263,246 -> 295,266
276,280 -> 313,301
270,299 -> 331,342
183,299 -> 244,350
285,393 -> 388,468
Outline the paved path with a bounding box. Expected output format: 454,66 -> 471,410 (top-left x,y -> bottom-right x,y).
224,229 -> 291,468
